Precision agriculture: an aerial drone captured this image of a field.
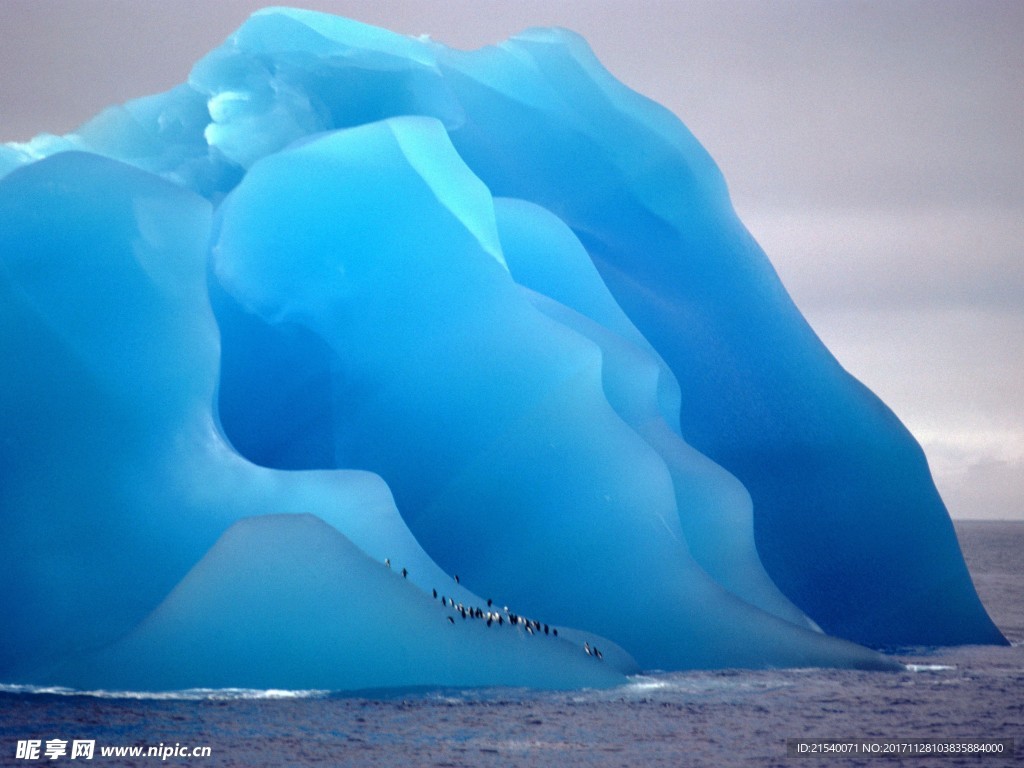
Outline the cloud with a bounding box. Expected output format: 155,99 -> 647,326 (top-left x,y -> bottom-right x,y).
663,1 -> 1024,212
925,443 -> 1024,522
739,206 -> 1024,311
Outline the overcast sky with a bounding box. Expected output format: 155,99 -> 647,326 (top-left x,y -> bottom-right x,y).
1,0 -> 1021,519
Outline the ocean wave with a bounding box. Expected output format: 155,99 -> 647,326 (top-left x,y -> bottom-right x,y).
0,683 -> 333,701
903,664 -> 957,672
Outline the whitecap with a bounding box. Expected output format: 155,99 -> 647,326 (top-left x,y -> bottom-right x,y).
0,683 -> 332,701
903,664 -> 956,672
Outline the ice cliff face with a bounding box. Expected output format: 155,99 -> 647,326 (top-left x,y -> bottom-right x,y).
0,7 -> 1003,691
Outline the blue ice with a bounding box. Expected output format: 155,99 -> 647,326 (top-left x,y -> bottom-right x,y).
0,6 -> 1003,693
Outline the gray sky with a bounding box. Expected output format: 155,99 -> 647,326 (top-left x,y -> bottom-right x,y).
2,0 -> 1021,519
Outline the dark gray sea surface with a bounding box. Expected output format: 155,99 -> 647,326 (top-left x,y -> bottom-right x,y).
2,521 -> 1021,767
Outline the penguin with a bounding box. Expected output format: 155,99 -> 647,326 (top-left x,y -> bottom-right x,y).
552,628 -> 558,638
384,558 -> 391,568
544,624 -> 549,635
401,567 -> 408,579
454,574 -> 460,584
447,616 -> 455,624
487,598 -> 493,607
432,588 -> 437,599
584,642 -> 592,656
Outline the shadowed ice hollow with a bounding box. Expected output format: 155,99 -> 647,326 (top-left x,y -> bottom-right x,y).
0,7 -> 1004,692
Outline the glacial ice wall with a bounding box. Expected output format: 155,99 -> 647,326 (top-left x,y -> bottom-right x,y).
0,7 -> 1004,691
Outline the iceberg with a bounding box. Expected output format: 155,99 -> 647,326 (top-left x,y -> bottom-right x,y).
0,7 -> 1003,692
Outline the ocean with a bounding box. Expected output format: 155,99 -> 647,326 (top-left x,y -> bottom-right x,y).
2,520 -> 1020,767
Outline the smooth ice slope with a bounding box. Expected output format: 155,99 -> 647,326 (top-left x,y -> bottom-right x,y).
62,515 -> 636,692
0,7 -> 1004,691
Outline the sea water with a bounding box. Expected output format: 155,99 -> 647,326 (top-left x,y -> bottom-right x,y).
2,521 -> 1020,767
